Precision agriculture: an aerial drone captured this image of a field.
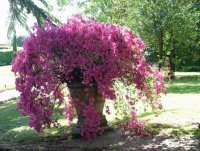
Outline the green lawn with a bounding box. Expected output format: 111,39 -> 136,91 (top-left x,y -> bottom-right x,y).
0,74 -> 200,144
166,76 -> 200,94
0,99 -> 72,143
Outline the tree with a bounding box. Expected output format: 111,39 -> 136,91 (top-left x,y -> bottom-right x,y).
76,0 -> 199,77
12,30 -> 17,58
7,0 -> 60,55
16,36 -> 26,47
137,0 -> 197,78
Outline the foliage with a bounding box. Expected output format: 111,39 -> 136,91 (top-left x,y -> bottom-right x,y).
16,36 -> 26,47
76,0 -> 199,73
121,111 -> 150,137
57,0 -> 71,9
7,0 -> 59,38
0,51 -> 13,66
12,15 -> 166,139
7,0 -> 60,59
178,66 -> 200,72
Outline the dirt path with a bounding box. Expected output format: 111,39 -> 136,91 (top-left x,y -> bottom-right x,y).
0,129 -> 199,151
0,89 -> 19,103
151,94 -> 200,126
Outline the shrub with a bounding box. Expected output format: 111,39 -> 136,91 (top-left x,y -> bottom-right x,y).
0,51 -> 13,66
12,15 -> 166,139
180,66 -> 200,72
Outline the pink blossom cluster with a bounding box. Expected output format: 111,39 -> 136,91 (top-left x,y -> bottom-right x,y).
12,15 -> 166,138
121,111 -> 149,137
81,98 -> 103,139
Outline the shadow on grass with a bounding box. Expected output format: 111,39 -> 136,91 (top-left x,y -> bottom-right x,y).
170,127 -> 200,137
0,99 -> 73,143
0,125 -> 72,143
166,76 -> 200,94
145,122 -> 200,138
1,123 -> 199,151
145,123 -> 175,135
0,100 -> 28,132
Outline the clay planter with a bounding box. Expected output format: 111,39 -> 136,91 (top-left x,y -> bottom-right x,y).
67,82 -> 107,135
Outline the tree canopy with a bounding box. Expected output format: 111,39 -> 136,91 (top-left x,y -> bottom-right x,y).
7,0 -> 60,54
74,0 -> 199,75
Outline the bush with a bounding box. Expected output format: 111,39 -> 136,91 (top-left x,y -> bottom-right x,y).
178,66 -> 200,72
0,51 -> 13,66
12,15 -> 166,139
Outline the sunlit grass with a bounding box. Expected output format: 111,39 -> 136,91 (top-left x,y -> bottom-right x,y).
166,76 -> 200,94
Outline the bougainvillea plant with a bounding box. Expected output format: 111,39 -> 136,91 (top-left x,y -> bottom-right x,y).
12,15 -> 166,139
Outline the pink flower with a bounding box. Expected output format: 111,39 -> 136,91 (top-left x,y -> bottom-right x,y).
12,15 -> 165,139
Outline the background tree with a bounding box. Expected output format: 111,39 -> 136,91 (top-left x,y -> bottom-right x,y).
7,0 -> 60,55
16,36 -> 26,47
135,0 -> 198,78
75,0 -> 199,76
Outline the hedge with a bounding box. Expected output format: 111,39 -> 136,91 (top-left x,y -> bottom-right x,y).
178,66 -> 200,72
0,51 -> 13,66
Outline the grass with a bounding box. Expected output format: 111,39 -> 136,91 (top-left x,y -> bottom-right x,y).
145,123 -> 200,137
0,99 -> 28,132
166,76 -> 200,94
0,100 -> 73,143
0,74 -> 200,144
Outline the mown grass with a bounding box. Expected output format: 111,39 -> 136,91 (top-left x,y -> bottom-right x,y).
166,76 -> 200,94
0,100 -> 73,143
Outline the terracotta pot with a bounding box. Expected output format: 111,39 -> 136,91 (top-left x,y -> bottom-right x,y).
67,82 -> 107,135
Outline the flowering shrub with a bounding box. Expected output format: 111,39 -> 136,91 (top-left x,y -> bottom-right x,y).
121,111 -> 150,137
81,98 -> 103,139
12,15 -> 166,139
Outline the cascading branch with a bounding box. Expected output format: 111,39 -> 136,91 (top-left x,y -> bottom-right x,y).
12,15 -> 166,138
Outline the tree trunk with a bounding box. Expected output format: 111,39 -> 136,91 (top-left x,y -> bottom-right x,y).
12,30 -> 17,58
158,30 -> 164,71
168,50 -> 175,79
168,30 -> 176,79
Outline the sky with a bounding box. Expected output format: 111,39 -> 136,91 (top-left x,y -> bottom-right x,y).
0,0 -> 11,44
0,0 -> 79,44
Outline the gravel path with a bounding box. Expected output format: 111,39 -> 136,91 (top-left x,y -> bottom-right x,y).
0,89 -> 19,103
